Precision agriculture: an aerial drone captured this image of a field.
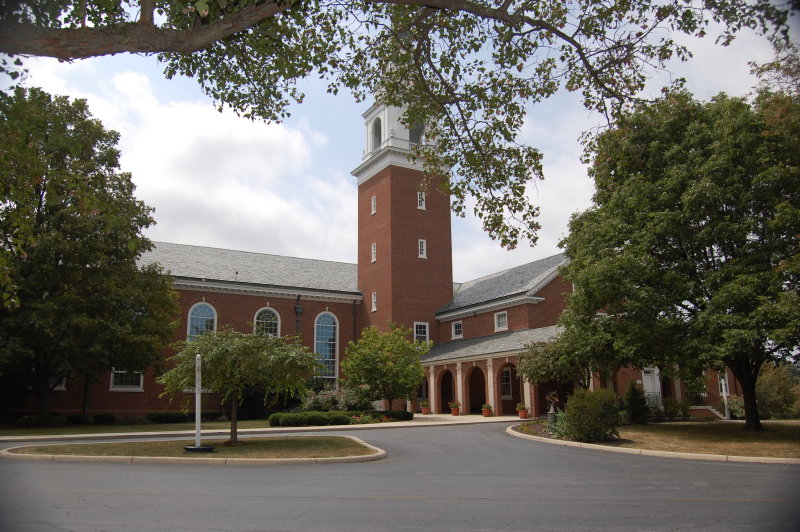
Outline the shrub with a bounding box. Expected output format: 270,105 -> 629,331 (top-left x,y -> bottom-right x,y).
93,413 -> 116,425
547,411 -> 568,439
561,389 -> 620,442
303,411 -> 330,426
623,380 -> 649,424
201,411 -> 223,421
146,412 -> 191,424
678,400 -> 692,420
327,411 -> 351,426
727,394 -> 745,419
16,414 -> 66,427
268,412 -> 284,427
301,388 -> 339,412
662,396 -> 680,421
756,365 -> 799,419
67,414 -> 89,425
278,413 -> 307,427
117,416 -> 149,425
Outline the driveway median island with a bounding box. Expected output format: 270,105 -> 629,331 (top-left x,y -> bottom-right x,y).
1,435 -> 386,465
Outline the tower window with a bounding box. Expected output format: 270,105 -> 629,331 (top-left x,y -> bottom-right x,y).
372,118 -> 382,152
371,242 -> 377,263
371,291 -> 377,312
417,191 -> 426,210
414,322 -> 429,343
410,122 -> 424,145
371,195 -> 377,215
418,239 -> 427,259
494,311 -> 508,332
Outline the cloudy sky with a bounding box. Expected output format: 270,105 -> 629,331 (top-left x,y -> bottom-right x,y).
13,24 -> 785,282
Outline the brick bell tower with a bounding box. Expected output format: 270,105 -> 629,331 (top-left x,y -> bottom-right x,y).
352,104 -> 453,344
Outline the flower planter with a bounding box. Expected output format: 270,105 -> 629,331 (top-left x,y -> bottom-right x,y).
482,409 -> 492,417
421,406 -> 431,415
450,408 -> 460,416
518,409 -> 528,419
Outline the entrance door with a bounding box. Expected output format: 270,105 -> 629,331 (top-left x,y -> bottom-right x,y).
642,367 -> 662,408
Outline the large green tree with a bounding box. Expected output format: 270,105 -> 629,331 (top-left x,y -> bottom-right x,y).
555,89 -> 800,431
0,87 -> 180,417
0,1 -> 792,255
158,330 -> 318,443
341,324 -> 428,408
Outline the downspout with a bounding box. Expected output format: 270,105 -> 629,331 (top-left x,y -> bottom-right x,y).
352,300 -> 357,341
294,296 -> 303,335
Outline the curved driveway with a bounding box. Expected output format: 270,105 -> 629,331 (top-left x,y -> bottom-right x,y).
2,422 -> 798,531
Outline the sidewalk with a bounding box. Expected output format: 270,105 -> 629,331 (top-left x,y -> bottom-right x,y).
0,414 -> 522,443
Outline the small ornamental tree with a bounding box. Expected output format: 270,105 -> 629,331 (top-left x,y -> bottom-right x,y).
158,329 -> 317,444
562,388 -> 620,442
341,324 -> 428,409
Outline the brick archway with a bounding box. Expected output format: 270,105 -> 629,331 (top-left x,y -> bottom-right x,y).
438,369 -> 455,414
466,367 -> 486,414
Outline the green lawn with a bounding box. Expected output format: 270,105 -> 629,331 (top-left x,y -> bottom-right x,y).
0,419 -> 268,437
8,436 -> 376,459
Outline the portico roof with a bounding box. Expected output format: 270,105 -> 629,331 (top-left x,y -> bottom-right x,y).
421,325 -> 560,364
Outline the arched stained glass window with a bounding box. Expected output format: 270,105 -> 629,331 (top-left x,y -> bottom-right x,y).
188,302 -> 216,340
314,312 -> 338,379
254,308 -> 280,336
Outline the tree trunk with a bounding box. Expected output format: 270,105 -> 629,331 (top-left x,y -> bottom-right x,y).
229,399 -> 238,444
728,358 -> 763,431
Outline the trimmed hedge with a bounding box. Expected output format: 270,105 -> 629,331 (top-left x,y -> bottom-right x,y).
146,412 -> 191,424
67,414 -> 89,425
563,388 -> 620,442
267,409 -> 412,427
16,414 -> 66,427
623,380 -> 649,424
93,413 -> 116,425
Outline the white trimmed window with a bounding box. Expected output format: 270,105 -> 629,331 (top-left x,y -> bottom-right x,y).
417,191 -> 426,210
451,321 -> 463,339
371,242 -> 377,263
314,312 -> 338,379
188,302 -> 216,340
110,369 -> 143,391
371,195 -> 377,215
500,367 -> 512,399
414,322 -> 429,343
371,291 -> 377,312
418,239 -> 427,259
254,307 -> 280,336
494,311 -> 508,332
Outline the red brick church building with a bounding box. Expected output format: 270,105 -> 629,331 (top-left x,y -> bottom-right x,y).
10,104 -> 737,419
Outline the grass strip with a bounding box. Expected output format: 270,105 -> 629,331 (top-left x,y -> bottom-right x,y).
8,436 -> 376,459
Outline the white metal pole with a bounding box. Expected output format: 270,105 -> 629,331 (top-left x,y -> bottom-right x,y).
195,354 -> 201,447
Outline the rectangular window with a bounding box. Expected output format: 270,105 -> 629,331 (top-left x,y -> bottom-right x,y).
371,242 -> 377,263
110,369 -> 143,391
414,322 -> 429,343
371,195 -> 377,215
417,191 -> 426,210
500,367 -> 513,399
494,311 -> 508,332
371,291 -> 377,312
451,321 -> 463,339
418,239 -> 427,259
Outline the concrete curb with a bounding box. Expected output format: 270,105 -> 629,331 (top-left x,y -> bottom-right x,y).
506,425 -> 800,465
0,435 -> 387,465
0,416 -> 520,443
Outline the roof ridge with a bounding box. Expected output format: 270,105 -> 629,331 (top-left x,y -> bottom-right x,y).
152,241 -> 357,267
455,252 -> 565,286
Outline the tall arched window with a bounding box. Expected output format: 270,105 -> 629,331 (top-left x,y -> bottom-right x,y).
409,122 -> 424,145
371,118 -> 382,152
254,307 -> 280,336
187,302 -> 216,340
314,312 -> 338,379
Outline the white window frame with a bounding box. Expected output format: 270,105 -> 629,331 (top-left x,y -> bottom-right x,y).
418,239 -> 427,259
371,242 -> 377,263
414,322 -> 429,343
314,311 -> 339,380
110,368 -> 144,392
500,367 -> 513,399
494,311 -> 508,332
371,291 -> 377,312
187,302 -> 217,340
417,190 -> 426,210
253,307 -> 281,337
370,195 -> 377,215
451,321 -> 463,340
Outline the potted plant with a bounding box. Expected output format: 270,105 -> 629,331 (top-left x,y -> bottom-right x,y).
420,401 -> 430,415
449,400 -> 461,416
516,402 -> 528,419
481,403 -> 493,417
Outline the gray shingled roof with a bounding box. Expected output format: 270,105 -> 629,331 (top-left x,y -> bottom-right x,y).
421,326 -> 560,363
141,242 -> 359,294
437,253 -> 567,314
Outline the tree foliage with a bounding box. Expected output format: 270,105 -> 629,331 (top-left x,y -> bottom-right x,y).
0,0 -> 792,250
158,329 -> 318,443
555,88 -> 800,430
341,324 -> 428,407
0,87 -> 179,416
